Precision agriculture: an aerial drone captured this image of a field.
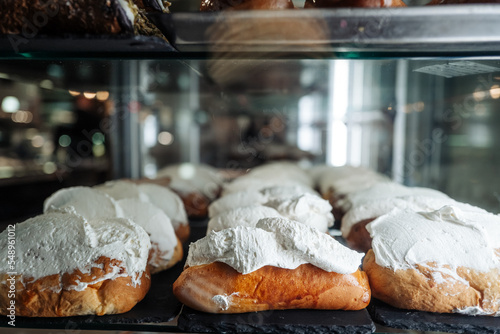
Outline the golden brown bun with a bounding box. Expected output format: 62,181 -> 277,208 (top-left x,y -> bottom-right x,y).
363,249 -> 500,314
305,0 -> 406,7
173,262 -> 371,313
201,0 -> 294,11
344,218 -> 375,253
148,238 -> 184,274
179,192 -> 211,219
0,256 -> 150,317
175,223 -> 191,243
323,189 -> 345,221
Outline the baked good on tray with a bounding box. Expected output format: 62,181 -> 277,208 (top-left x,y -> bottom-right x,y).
156,163 -> 224,219
0,0 -> 168,38
95,180 -> 190,242
318,166 -> 391,220
44,185 -> 183,274
0,211 -> 151,317
363,205 -> 500,316
174,217 -> 370,313
341,194 -> 488,252
305,0 -> 407,7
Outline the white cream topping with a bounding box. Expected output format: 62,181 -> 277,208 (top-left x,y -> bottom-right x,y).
341,194 -> 481,236
156,163 -> 223,200
265,193 -> 334,232
44,186 -> 123,219
208,190 -> 267,218
116,199 -> 177,263
206,205 -> 282,233
208,185 -> 317,218
367,206 -> 500,273
95,180 -> 149,202
318,166 -> 387,195
222,177 -> 308,196
0,211 -> 150,291
186,217 -> 363,275
137,183 -> 188,229
260,184 -> 318,200
454,306 -> 500,316
337,183 -> 448,213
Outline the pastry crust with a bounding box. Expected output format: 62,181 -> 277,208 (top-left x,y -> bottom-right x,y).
0,256 -> 150,317
363,249 -> 500,315
148,238 -> 184,274
175,223 -> 191,243
179,192 -> 211,219
344,218 -> 374,253
173,262 -> 371,313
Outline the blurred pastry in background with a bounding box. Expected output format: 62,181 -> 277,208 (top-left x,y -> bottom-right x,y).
156,163 -> 224,219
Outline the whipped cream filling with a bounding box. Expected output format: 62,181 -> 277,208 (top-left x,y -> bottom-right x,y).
156,163 -> 223,200
207,205 -> 282,233
186,217 -> 363,275
44,186 -> 123,219
95,180 -> 149,202
337,183 -> 448,213
208,190 -> 267,218
208,185 -> 317,218
367,206 -> 500,273
265,193 -> 334,232
138,183 -> 188,229
318,166 -> 388,195
0,211 -> 150,291
341,195 -> 482,236
222,177 -> 309,196
116,199 -> 177,262
45,185 -> 178,264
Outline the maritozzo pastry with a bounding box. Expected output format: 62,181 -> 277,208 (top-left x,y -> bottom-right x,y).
174,217 -> 370,313
363,206 -> 500,316
44,185 -> 183,273
0,211 -> 151,317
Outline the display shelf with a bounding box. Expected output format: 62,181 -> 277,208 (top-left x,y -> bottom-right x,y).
368,299 -> 500,334
148,5 -> 500,57
1,6 -> 500,59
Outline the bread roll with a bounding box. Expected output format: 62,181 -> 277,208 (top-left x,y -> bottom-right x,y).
174,262 -> 370,313
364,206 -> 500,315
342,195 -> 487,252
0,211 -> 151,317
174,217 -> 369,313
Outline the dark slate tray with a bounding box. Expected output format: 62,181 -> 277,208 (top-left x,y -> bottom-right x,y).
1,260 -> 184,331
178,307 -> 375,334
368,298 -> 500,334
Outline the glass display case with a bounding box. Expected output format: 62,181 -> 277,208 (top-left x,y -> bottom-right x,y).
1,1 -> 500,333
